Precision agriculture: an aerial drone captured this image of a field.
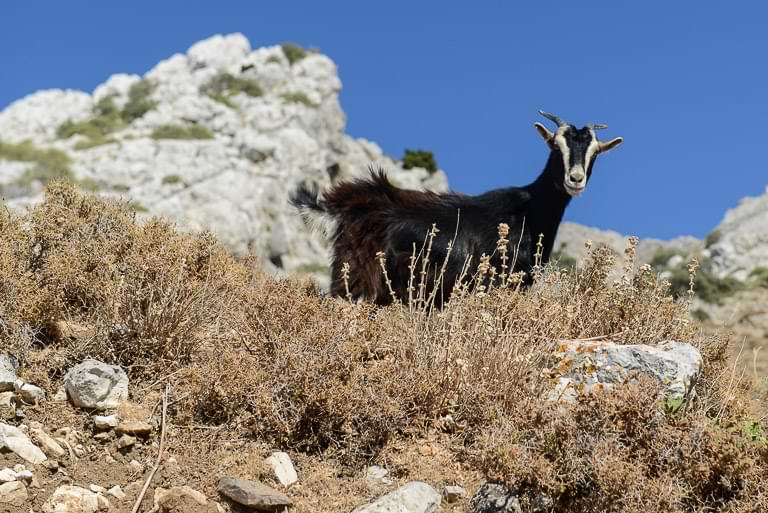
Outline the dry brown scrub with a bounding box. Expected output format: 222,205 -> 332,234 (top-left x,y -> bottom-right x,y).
1,183 -> 766,512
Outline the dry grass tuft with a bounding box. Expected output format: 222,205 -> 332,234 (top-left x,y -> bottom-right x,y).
1,182 -> 766,512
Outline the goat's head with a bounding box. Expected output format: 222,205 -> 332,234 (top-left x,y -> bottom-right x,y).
534,110 -> 623,197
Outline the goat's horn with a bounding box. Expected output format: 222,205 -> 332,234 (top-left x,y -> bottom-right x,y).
538,110 -> 566,127
588,123 -> 609,130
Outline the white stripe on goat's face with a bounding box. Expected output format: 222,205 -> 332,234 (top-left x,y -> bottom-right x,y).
554,125 -> 599,197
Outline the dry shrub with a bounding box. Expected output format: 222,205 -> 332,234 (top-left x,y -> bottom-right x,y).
0,183 -> 765,512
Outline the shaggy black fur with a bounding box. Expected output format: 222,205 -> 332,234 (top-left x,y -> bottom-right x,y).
292,123 -> 618,306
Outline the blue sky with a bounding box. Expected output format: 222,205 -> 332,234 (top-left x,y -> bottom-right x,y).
3,2 -> 767,239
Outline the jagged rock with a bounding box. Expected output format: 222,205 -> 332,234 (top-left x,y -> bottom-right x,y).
93,415 -> 119,430
115,420 -> 152,437
470,483 -> 522,513
0,422 -> 47,464
0,355 -> 18,392
0,33 -> 449,279
351,481 -> 441,513
546,340 -> 702,404
43,485 -> 102,513
265,451 -> 298,487
88,484 -> 106,494
0,481 -> 28,507
0,391 -> 15,420
443,485 -> 466,502
14,381 -> 45,404
216,476 -> 291,510
64,360 -> 128,410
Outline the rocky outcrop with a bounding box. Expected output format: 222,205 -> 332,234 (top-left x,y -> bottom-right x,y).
708,186 -> 768,279
545,340 -> 702,405
554,222 -> 701,267
0,33 -> 448,281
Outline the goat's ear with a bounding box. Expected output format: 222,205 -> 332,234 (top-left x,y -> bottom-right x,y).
598,137 -> 623,154
534,122 -> 554,145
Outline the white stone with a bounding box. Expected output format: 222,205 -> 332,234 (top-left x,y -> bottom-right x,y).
0,422 -> 47,464
64,360 -> 128,410
188,33 -> 251,70
352,481 -> 441,513
93,415 -> 119,430
89,484 -> 106,493
546,340 -> 702,404
106,485 -> 125,500
0,90 -> 92,144
264,451 -> 298,487
366,465 -> 393,486
43,485 -> 101,513
0,468 -> 17,482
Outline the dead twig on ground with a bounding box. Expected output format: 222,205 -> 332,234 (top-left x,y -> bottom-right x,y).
132,384 -> 169,513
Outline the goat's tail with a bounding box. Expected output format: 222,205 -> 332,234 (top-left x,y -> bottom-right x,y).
290,183 -> 337,239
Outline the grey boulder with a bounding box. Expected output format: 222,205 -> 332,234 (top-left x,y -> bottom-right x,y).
64,359 -> 129,410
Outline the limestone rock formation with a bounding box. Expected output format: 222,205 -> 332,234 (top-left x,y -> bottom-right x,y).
0,33 -> 448,282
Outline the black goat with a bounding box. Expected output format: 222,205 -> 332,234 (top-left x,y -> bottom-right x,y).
291,111 -> 623,306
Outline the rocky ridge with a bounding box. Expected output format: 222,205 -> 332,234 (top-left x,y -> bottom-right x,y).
0,33 -> 448,286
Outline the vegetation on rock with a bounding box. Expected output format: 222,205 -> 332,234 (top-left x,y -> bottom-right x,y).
281,42 -> 307,65
402,149 -> 438,173
151,124 -> 214,140
280,91 -> 314,107
57,80 -> 156,148
200,72 -> 263,108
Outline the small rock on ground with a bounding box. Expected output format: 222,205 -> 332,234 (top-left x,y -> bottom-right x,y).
43,485 -> 102,513
93,415 -> 119,430
265,451 -> 298,487
0,481 -> 28,506
15,381 -> 45,404
0,355 -> 18,392
116,419 -> 152,437
0,422 -> 47,464
366,465 -> 393,486
0,391 -> 15,420
217,476 -> 292,510
31,426 -> 67,458
107,485 -> 126,500
352,481 -> 441,513
64,359 -> 129,410
470,483 -> 521,513
117,434 -> 136,449
443,485 -> 466,502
